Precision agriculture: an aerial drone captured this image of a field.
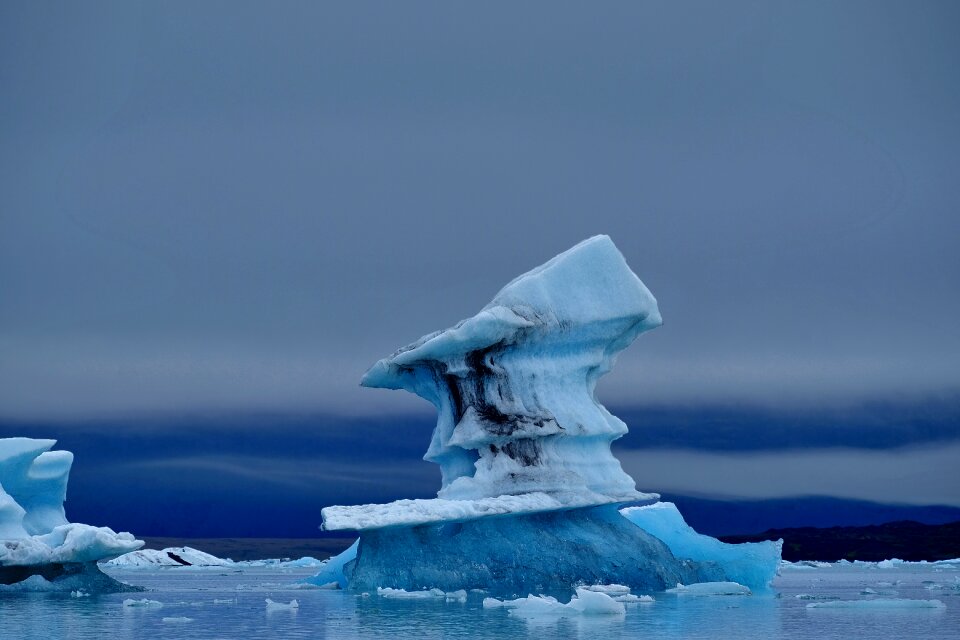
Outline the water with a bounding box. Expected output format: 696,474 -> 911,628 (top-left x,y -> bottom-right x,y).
1,564 -> 957,639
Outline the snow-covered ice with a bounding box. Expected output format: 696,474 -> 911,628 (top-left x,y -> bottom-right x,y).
105,546 -> 230,568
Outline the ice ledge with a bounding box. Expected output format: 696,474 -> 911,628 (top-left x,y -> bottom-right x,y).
321,490 -> 659,532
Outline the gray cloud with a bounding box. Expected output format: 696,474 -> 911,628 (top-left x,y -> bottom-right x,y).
1,1 -> 959,419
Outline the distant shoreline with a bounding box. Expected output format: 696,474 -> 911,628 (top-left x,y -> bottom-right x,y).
720,520 -> 960,562
141,519 -> 960,563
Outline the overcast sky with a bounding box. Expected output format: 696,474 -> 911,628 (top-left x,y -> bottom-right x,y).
2,1 -> 959,421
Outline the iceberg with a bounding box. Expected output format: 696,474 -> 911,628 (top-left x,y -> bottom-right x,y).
310,236 -> 781,595
0,438 -> 143,592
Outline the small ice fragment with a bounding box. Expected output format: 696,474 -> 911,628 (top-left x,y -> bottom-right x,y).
70,590 -> 90,598
265,598 -> 299,611
667,582 -> 751,596
615,593 -> 654,603
161,617 -> 193,623
376,587 -> 445,599
122,598 -> 163,607
213,599 -> 233,604
445,589 -> 468,602
807,599 -> 945,609
580,584 -> 631,595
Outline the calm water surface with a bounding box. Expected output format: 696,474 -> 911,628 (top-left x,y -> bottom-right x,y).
1,564 -> 957,639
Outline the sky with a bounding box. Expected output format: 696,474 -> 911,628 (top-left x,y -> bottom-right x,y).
1,1 -> 959,537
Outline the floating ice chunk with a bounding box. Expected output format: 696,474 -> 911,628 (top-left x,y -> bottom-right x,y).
807,599 -> 945,609
666,582 -> 751,596
71,589 -> 90,598
106,546 -> 230,567
580,584 -> 631,595
795,594 -> 838,600
567,588 -> 627,615
374,586 -> 472,602
445,589 -> 468,603
615,593 -> 655,603
621,502 -> 781,590
265,598 -> 299,611
213,598 -> 234,604
122,598 -> 163,607
483,588 -> 625,616
877,559 -> 904,569
781,560 -> 831,570
161,617 -> 193,623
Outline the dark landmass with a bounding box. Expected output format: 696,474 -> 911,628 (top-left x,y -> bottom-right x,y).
720,520 -> 960,562
144,519 -> 960,563
140,536 -> 355,561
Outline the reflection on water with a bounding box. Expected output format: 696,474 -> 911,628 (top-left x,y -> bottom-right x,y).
0,565 -> 955,639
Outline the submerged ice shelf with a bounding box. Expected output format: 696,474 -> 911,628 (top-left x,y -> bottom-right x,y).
312,236 -> 781,595
0,438 -> 143,591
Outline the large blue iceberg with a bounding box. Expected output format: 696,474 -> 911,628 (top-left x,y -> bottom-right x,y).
311,236 -> 781,595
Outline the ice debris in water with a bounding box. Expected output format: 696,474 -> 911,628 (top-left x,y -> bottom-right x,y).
579,584 -> 654,603
122,598 -> 163,607
161,617 -> 193,623
70,589 -> 90,598
309,237 -> 782,596
666,582 -> 752,596
807,599 -> 946,609
483,588 -> 625,616
265,598 -> 299,611
376,587 -> 467,602
0,438 -> 143,592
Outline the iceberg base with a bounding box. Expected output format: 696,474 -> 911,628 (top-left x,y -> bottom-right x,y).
342,505 -> 725,597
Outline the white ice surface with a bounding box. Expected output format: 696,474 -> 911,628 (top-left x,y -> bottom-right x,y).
482,587 -> 625,616
106,546 -> 230,567
322,490 -> 656,531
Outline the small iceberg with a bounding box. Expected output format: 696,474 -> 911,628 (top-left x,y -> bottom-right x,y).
122,598 -> 163,607
161,617 -> 193,623
265,598 -> 299,611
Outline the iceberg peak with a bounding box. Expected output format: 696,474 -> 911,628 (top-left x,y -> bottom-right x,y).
354,235 -> 659,510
